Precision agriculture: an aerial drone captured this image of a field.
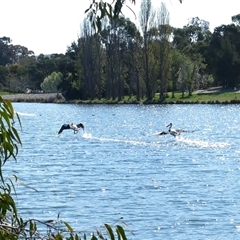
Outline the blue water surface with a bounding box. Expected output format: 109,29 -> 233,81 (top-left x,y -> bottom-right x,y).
5,103 -> 240,239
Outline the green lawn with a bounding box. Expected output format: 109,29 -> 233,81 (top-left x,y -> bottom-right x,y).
163,91 -> 240,104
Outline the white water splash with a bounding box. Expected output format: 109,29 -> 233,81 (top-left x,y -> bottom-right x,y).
82,133 -> 151,146
82,132 -> 93,139
15,111 -> 37,117
176,136 -> 230,148
83,131 -> 230,149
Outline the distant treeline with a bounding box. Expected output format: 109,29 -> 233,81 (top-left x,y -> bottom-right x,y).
1,2 -> 240,102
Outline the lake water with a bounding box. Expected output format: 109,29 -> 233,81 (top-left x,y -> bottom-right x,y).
5,103 -> 240,239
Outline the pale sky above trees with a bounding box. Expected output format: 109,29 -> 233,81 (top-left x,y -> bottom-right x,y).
1,0 -> 240,55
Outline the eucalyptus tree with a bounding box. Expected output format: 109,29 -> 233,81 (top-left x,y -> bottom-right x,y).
173,17 -> 211,52
176,54 -> 194,97
0,37 -> 12,66
121,20 -> 142,101
139,0 -> 155,101
18,55 -> 36,68
59,19 -> 106,100
208,24 -> 240,88
232,14 -> 240,26
101,16 -> 140,100
172,17 -> 211,93
5,64 -> 28,92
155,2 -> 172,101
173,51 -> 205,97
114,17 -> 132,101
103,18 -> 123,100
145,26 -> 159,98
170,49 -> 183,98
11,44 -> 34,63
0,37 -> 34,67
58,42 -> 81,99
78,19 -> 104,100
85,0 -> 136,32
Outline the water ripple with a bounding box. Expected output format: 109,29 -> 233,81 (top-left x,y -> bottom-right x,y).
7,103 -> 240,239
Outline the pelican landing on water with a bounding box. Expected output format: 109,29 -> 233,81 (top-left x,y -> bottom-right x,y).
157,123 -> 190,137
58,123 -> 84,134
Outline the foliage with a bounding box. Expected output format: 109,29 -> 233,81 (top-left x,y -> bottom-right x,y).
208,24 -> 240,88
0,37 -> 34,66
85,0 -> 136,32
0,96 -> 21,238
41,71 -> 63,93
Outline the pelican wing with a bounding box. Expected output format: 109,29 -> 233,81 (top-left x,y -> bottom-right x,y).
58,124 -> 70,134
157,131 -> 169,135
58,126 -> 65,134
78,123 -> 84,130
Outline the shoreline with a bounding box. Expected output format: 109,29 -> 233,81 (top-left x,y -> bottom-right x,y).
1,87 -> 240,104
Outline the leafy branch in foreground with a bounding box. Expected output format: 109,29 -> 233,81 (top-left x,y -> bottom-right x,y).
85,0 -> 182,32
0,96 -> 130,239
85,0 -> 136,32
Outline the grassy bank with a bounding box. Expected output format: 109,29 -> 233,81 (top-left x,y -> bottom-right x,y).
163,91 -> 240,104
1,88 -> 240,104
67,90 -> 240,104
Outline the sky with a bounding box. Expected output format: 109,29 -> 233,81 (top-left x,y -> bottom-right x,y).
1,0 -> 240,56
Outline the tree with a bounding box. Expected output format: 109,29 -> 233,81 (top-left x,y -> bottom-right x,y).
232,14 -> 240,26
170,49 -> 184,98
6,64 -> 27,92
79,19 -> 103,100
177,55 -> 194,97
41,71 -> 63,93
173,17 -> 211,52
156,2 -> 172,101
103,16 -> 139,101
0,65 -> 7,88
0,37 -> 13,66
208,24 -> 240,88
0,37 -> 34,66
139,0 -> 155,101
172,17 -> 211,94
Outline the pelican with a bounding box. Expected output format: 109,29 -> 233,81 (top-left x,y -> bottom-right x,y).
58,123 -> 84,134
157,123 -> 186,137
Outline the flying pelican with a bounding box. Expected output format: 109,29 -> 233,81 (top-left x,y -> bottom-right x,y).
157,123 -> 187,137
58,123 -> 84,134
